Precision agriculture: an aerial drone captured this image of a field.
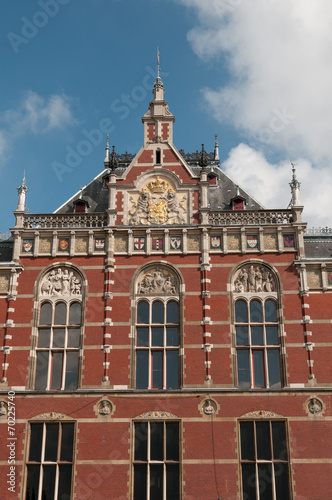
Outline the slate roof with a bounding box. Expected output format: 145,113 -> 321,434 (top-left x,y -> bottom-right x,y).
303,236 -> 332,259
0,239 -> 13,262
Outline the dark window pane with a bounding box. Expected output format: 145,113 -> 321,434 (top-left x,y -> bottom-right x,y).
266,326 -> 279,345
136,351 -> 149,389
40,302 -> 52,325
152,301 -> 164,324
251,326 -> 263,345
253,350 -> 265,388
166,351 -> 179,389
150,422 -> 163,461
272,422 -> 287,461
167,301 -> 179,323
42,465 -> 56,500
267,350 -> 281,389
60,423 -> 75,462
44,423 -> 59,461
69,302 -> 81,324
38,329 -> 51,348
26,465 -> 40,500
152,327 -> 164,346
274,463 -> 290,500
29,424 -> 43,461
150,464 -> 163,500
265,300 -> 277,322
167,327 -> 178,346
240,422 -> 255,460
237,350 -> 250,388
35,352 -> 49,390
258,463 -> 273,500
256,422 -> 271,460
68,328 -> 81,348
137,301 -> 149,324
152,351 -> 163,389
236,326 -> 249,346
53,329 -> 65,348
51,352 -> 63,390
58,465 -> 72,500
235,300 -> 248,322
137,327 -> 149,347
242,464 -> 256,500
166,464 -> 179,500
134,465 -> 147,500
166,423 -> 179,461
135,423 -> 148,461
250,300 -> 262,322
65,352 -> 79,389
54,303 -> 67,325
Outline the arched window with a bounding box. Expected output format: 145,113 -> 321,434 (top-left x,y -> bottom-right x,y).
233,264 -> 283,389
34,267 -> 83,391
135,267 -> 180,389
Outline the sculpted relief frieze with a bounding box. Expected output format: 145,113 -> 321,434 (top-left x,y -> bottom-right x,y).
129,177 -> 187,225
40,268 -> 82,297
137,267 -> 178,295
234,264 -> 276,294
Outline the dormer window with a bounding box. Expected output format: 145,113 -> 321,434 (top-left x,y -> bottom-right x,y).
233,198 -> 245,210
73,199 -> 89,213
208,174 -> 218,186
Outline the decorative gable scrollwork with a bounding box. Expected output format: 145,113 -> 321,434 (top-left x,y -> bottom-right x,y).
234,264 -> 276,294
40,268 -> 82,297
137,267 -> 178,295
129,176 -> 187,225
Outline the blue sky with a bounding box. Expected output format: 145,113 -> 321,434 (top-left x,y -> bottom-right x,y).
1,0 -> 331,233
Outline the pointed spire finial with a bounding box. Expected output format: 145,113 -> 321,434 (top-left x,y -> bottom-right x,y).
214,133 -> 220,161
157,47 -> 160,78
17,172 -> 28,211
289,160 -> 301,206
104,134 -> 110,168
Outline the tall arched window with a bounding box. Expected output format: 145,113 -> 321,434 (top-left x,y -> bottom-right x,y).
34,267 -> 84,391
135,266 -> 180,389
233,263 -> 283,389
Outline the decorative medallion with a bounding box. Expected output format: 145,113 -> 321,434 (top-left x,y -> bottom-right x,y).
75,237 -> 88,253
227,234 -> 240,251
202,399 -> 217,415
94,238 -> 105,252
246,235 -> 258,249
40,268 -> 82,297
39,237 -> 52,254
134,237 -> 145,251
152,237 -> 163,251
264,233 -> 277,250
283,234 -> 295,248
328,270 -> 332,286
22,239 -> 34,253
187,234 -> 200,251
170,236 -> 181,250
58,238 -> 69,252
0,275 -> 10,294
307,270 -> 321,289
129,176 -> 186,225
98,400 -> 112,416
114,235 -> 127,252
234,264 -> 276,293
308,397 -> 323,415
137,267 -> 178,295
210,235 -> 221,250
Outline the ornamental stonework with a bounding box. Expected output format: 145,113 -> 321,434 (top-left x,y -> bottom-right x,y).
227,234 -> 240,251
264,233 -> 277,250
136,411 -> 178,419
39,237 -> 52,254
0,274 -> 9,293
40,268 -> 82,297
115,235 -> 127,252
75,237 -> 88,253
187,234 -> 200,251
129,176 -> 186,225
234,264 -> 276,293
307,270 -> 321,289
137,267 -> 178,295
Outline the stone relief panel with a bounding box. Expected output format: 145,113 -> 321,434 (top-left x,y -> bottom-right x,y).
75,237 -> 88,253
187,234 -> 200,251
39,238 -> 52,254
307,270 -> 321,289
129,176 -> 187,225
307,397 -> 323,415
227,234 -> 241,251
233,264 -> 276,294
0,274 -> 10,294
40,267 -> 82,297
264,233 -> 277,250
115,235 -> 127,252
137,267 -> 178,295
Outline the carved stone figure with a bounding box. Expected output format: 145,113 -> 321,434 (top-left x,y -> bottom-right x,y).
40,268 -> 82,297
129,191 -> 150,224
234,264 -> 276,293
203,399 -> 216,415
308,398 -> 322,414
137,268 -> 177,295
0,401 -> 7,417
99,400 -> 111,415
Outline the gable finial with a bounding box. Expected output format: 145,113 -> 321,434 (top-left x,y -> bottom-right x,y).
214,133 -> 220,162
17,171 -> 28,211
289,160 -> 301,206
104,134 -> 110,168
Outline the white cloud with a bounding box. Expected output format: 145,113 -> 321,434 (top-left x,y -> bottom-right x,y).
175,0 -> 332,226
222,144 -> 332,228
